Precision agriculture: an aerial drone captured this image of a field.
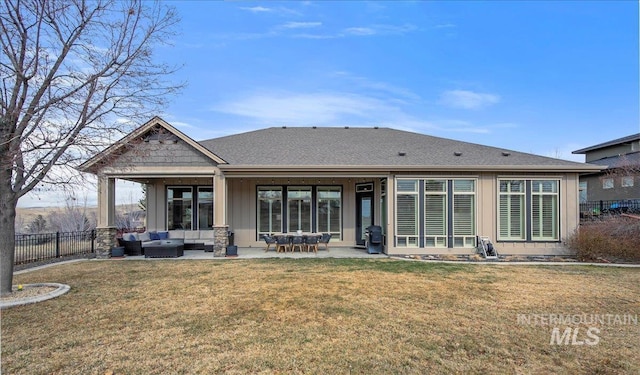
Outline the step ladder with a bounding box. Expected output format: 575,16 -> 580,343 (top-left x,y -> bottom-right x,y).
477,236 -> 498,259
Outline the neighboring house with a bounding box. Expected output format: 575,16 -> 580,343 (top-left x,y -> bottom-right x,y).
79,117 -> 600,257
572,133 -> 640,205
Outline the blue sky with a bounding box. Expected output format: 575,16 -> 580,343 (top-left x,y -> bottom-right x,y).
158,1 -> 639,156
18,1 -> 640,207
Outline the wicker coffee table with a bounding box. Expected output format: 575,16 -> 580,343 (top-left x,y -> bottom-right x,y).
144,240 -> 184,258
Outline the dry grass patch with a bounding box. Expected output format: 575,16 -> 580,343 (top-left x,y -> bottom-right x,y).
2,259 -> 639,374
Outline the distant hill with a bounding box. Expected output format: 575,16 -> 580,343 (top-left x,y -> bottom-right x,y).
16,204 -> 143,233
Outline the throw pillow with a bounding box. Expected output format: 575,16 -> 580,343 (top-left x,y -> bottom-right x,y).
158,231 -> 169,240
149,232 -> 160,240
127,234 -> 136,241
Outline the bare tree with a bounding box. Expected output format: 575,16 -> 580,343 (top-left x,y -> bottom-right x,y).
48,194 -> 96,233
600,154 -> 640,199
115,189 -> 145,231
138,184 -> 147,211
606,154 -> 640,177
27,214 -> 47,233
0,0 -> 183,295
115,209 -> 144,231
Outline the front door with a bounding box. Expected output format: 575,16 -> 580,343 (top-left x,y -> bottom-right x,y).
356,183 -> 374,246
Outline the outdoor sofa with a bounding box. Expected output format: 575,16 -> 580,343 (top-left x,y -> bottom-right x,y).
118,230 -> 217,255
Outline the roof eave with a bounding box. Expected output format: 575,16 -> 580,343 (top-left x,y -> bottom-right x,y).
218,164 -> 603,174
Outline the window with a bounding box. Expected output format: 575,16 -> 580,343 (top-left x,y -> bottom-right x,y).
499,181 -> 525,240
380,179 -> 387,236
167,187 -> 192,230
453,180 -> 476,247
258,185 -> 343,240
287,187 -> 312,232
498,179 -> 559,242
257,187 -> 282,237
396,180 -> 418,247
396,178 -> 476,248
167,186 -> 213,231
579,182 -> 587,203
197,187 -> 213,230
602,178 -> 614,189
424,180 -> 447,247
531,181 -> 558,241
622,176 -> 634,187
317,187 -> 342,239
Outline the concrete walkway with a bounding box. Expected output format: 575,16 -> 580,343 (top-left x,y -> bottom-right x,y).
115,247 -> 640,267
121,246 -> 389,260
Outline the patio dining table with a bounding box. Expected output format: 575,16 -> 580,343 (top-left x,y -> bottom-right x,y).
273,233 -> 322,252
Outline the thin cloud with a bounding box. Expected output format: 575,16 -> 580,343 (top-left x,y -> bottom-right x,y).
292,33 -> 338,40
239,6 -> 271,13
212,92 -> 393,125
281,21 -> 322,29
344,27 -> 376,36
440,90 -> 501,110
169,121 -> 196,130
330,71 -> 421,102
209,90 -> 496,140
239,6 -> 302,17
343,24 -> 417,37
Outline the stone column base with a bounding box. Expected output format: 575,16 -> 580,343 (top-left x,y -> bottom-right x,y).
96,227 -> 118,259
213,225 -> 230,257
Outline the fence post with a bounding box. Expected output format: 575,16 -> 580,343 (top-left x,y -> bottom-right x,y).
599,200 -> 604,214
91,229 -> 96,254
55,232 -> 61,258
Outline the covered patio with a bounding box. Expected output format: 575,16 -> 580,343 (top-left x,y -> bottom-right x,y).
118,247 -> 389,260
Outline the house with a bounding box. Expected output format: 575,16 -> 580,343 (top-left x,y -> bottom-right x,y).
572,133 -> 640,207
79,117 -> 601,257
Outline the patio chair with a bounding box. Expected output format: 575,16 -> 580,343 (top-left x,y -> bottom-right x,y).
318,233 -> 332,252
275,235 -> 290,253
305,235 -> 319,253
117,237 -> 143,256
290,235 -> 305,252
262,234 -> 276,252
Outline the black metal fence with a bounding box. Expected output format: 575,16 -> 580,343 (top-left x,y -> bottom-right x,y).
14,230 -> 96,265
580,199 -> 640,220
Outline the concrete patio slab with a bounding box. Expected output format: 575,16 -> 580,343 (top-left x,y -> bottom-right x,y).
120,247 -> 388,260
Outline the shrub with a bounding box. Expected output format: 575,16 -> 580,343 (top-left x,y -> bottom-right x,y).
567,216 -> 640,262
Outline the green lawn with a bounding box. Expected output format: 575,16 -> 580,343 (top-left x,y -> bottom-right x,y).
2,259 -> 639,374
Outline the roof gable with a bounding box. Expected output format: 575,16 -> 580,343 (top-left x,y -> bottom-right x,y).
79,117 -> 226,173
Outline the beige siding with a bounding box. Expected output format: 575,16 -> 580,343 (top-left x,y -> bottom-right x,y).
147,182 -> 167,231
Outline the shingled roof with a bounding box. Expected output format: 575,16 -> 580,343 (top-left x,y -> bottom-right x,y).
199,127 -> 597,172
585,151 -> 640,169
572,133 -> 640,154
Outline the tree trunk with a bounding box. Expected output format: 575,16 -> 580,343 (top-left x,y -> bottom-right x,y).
0,179 -> 17,296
